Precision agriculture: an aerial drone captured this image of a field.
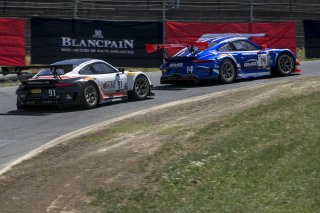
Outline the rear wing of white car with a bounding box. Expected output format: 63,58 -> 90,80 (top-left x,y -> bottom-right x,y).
0,65 -> 74,82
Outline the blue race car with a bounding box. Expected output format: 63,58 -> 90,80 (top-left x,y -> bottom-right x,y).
149,37 -> 301,84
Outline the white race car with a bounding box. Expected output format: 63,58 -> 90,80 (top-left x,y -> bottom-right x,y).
1,58 -> 153,109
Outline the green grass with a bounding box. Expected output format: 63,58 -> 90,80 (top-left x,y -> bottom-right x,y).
296,48 -> 319,61
0,80 -> 20,87
90,91 -> 320,213
79,121 -> 151,143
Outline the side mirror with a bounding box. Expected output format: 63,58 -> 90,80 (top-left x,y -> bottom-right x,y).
118,67 -> 125,73
261,45 -> 267,51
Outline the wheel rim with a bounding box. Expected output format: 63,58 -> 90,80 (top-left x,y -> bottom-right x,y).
135,77 -> 149,98
278,55 -> 294,74
221,61 -> 235,81
84,85 -> 98,106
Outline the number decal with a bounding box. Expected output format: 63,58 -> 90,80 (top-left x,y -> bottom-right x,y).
187,66 -> 193,74
118,80 -> 123,89
258,54 -> 268,68
48,89 -> 56,97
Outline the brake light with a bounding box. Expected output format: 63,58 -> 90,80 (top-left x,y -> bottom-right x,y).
18,84 -> 26,89
191,60 -> 211,63
54,82 -> 76,87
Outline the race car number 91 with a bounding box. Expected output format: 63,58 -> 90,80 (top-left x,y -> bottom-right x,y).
48,89 -> 56,97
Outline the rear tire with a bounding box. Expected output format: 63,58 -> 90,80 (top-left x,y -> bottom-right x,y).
17,105 -> 24,110
17,97 -> 24,110
82,83 -> 98,109
219,59 -> 236,84
130,75 -> 150,100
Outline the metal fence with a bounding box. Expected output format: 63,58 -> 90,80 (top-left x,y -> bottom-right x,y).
1,0 -> 320,20
1,0 -> 320,48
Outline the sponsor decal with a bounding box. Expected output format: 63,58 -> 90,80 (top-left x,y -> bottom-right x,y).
242,52 -> 257,55
92,30 -> 104,39
244,59 -> 258,67
61,30 -> 134,54
102,80 -> 116,89
169,63 -> 183,68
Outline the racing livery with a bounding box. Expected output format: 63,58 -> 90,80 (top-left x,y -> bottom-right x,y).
1,58 -> 153,109
147,37 -> 301,84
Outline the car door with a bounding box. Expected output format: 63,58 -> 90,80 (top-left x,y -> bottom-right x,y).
230,40 -> 270,75
80,62 -> 127,98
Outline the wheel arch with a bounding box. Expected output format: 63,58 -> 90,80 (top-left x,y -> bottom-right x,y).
128,73 -> 152,95
271,50 -> 296,76
218,57 -> 237,83
135,74 -> 153,96
85,79 -> 101,103
219,56 -> 238,75
273,50 -> 296,69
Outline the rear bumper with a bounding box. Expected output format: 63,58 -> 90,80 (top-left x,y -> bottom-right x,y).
16,86 -> 83,107
293,59 -> 302,74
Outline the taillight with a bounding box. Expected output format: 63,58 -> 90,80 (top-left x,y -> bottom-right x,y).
191,60 -> 211,63
54,82 -> 76,87
295,59 -> 301,66
18,84 -> 26,89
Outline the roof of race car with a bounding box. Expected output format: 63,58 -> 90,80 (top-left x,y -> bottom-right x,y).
51,58 -> 95,66
201,36 -> 246,44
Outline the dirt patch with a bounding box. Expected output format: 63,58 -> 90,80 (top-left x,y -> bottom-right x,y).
0,77 -> 319,213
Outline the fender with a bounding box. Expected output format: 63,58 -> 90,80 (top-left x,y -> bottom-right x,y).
126,72 -> 152,92
218,54 -> 240,72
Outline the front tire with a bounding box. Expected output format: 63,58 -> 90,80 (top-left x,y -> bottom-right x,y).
82,83 -> 98,109
219,59 -> 236,84
274,53 -> 294,77
130,75 -> 150,100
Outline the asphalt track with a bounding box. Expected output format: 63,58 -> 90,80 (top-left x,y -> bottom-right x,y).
0,60 -> 319,171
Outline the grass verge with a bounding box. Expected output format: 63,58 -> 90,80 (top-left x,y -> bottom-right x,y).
90,90 -> 320,212
0,80 -> 20,87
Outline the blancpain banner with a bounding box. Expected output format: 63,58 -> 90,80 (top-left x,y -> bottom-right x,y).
60,30 -> 135,54
31,18 -> 163,67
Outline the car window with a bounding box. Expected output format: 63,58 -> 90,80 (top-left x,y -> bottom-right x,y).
79,65 -> 93,75
218,43 -> 233,52
91,62 -> 118,74
37,68 -> 65,76
232,40 -> 258,51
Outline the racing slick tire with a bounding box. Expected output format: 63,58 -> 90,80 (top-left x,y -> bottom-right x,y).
130,75 -> 150,100
274,53 -> 294,77
82,82 -> 99,109
16,97 -> 25,110
17,105 -> 24,110
219,59 -> 236,84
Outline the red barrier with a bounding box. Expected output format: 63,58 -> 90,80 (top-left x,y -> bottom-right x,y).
0,18 -> 26,66
166,21 -> 296,55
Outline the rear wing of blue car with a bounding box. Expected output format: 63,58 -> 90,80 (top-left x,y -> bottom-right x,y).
0,65 -> 74,82
146,42 -> 208,59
